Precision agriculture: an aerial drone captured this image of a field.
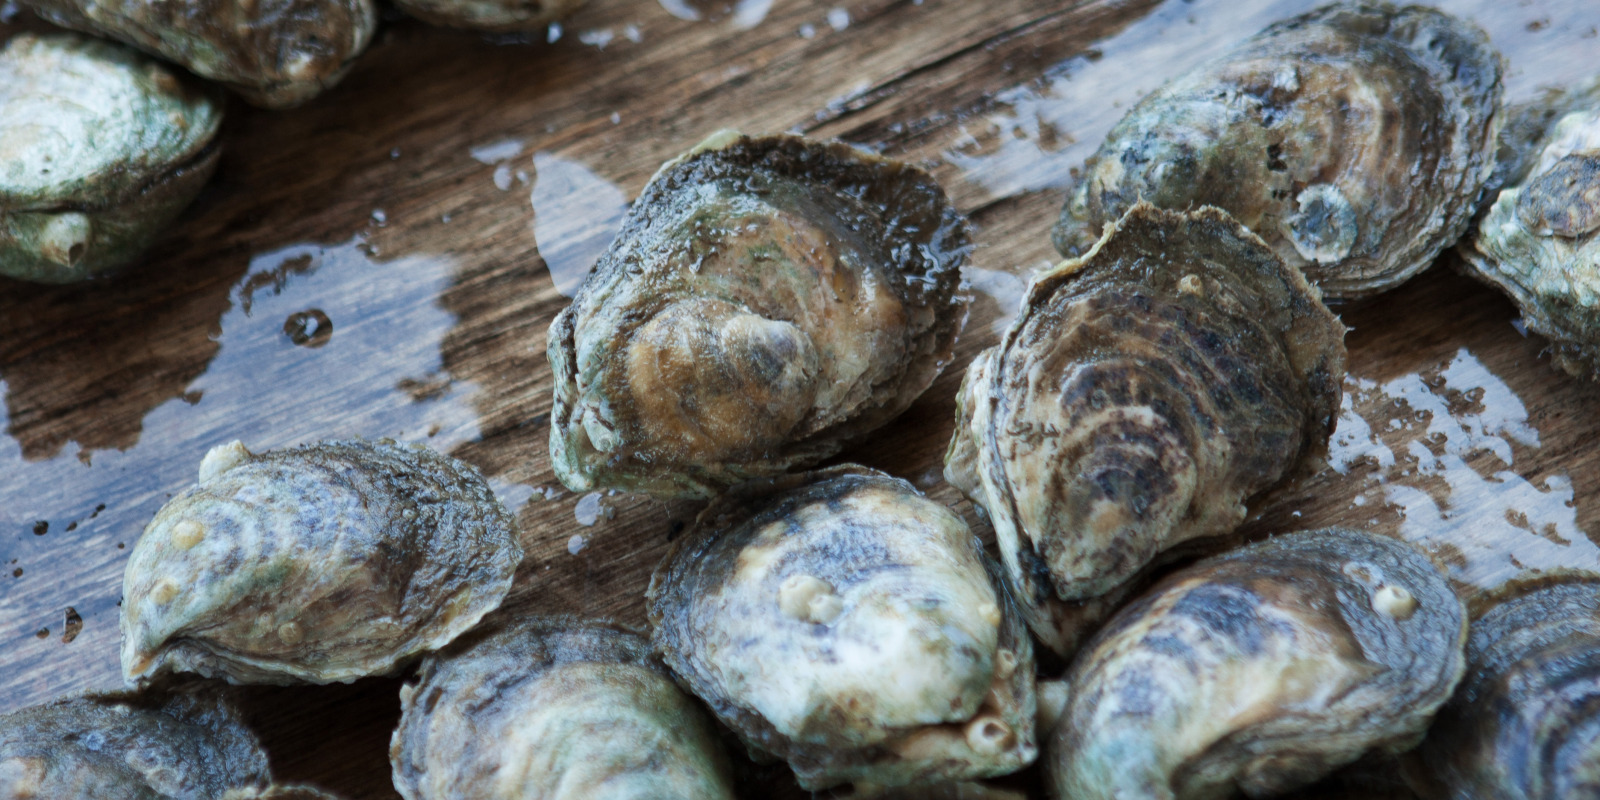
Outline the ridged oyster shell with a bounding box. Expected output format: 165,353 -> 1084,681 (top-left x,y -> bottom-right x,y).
394,0 -> 585,31
391,618 -> 735,800
121,439 -> 523,686
1417,576 -> 1600,799
0,683 -> 271,798
18,0 -> 377,108
946,203 -> 1345,655
548,131 -> 969,499
1459,81 -> 1600,380
1049,528 -> 1467,800
1053,1 -> 1503,299
648,465 -> 1036,791
0,33 -> 222,284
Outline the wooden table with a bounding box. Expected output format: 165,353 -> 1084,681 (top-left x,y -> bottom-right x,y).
2,0 -> 1598,796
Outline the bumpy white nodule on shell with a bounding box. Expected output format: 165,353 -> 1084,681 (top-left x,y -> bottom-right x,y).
391,618 -> 736,800
120,439 -> 523,686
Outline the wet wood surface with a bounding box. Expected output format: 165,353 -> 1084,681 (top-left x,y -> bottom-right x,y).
2,0 -> 1599,797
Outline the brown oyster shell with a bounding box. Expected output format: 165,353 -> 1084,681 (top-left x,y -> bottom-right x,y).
548,131 -> 969,499
390,617 -> 736,800
946,203 -> 1345,656
648,465 -> 1036,791
120,439 -> 523,686
0,682 -> 271,798
1048,528 -> 1467,800
1053,1 -> 1503,299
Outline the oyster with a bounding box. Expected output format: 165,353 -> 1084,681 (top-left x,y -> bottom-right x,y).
18,0 -> 377,108
0,683 -> 271,798
391,618 -> 735,800
1053,2 -> 1503,299
1049,528 -> 1467,800
648,465 -> 1036,791
395,0 -> 585,31
947,203 -> 1345,654
121,439 -> 523,686
1459,82 -> 1600,380
224,788 -> 346,800
1417,576 -> 1600,799
548,131 -> 969,499
0,33 -> 222,284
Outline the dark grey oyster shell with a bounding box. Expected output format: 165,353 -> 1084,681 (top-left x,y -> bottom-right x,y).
391,618 -> 735,800
0,683 -> 271,798
121,439 -> 523,686
548,131 -> 969,499
395,0 -> 585,31
1049,528 -> 1467,800
1053,1 -> 1503,299
0,32 -> 222,284
1459,81 -> 1600,381
648,465 -> 1036,791
18,0 -> 377,108
946,203 -> 1345,656
1416,576 -> 1600,799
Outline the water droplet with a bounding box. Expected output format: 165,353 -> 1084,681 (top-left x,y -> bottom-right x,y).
547,21 -> 562,42
575,492 -> 604,526
827,7 -> 850,30
798,22 -> 816,38
371,209 -> 388,226
470,138 -> 525,164
567,534 -> 588,555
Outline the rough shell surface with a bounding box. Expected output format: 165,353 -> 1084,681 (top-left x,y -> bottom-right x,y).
19,0 -> 377,108
391,618 -> 735,800
548,132 -> 970,499
0,683 -> 271,799
1417,577 -> 1600,799
946,203 -> 1345,655
1052,1 -> 1503,299
0,33 -> 222,283
1459,82 -> 1600,381
648,465 -> 1036,791
222,788 -> 346,800
120,439 -> 523,686
1049,528 -> 1467,800
394,0 -> 585,31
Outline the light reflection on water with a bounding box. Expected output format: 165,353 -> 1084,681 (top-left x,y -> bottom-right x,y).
528,152 -> 629,297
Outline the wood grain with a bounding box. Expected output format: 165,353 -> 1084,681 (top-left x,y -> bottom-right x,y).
2,0 -> 1599,797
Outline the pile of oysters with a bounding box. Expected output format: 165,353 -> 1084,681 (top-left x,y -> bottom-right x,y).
7,1 -> 1600,799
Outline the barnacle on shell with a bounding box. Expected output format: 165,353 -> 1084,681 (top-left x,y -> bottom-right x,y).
1053,1 -> 1503,299
548,131 -> 969,499
648,465 -> 1036,791
120,439 -> 523,686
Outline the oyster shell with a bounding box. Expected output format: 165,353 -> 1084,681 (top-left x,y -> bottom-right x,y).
391,618 -> 735,800
18,0 -> 377,108
1459,82 -> 1600,380
1417,576 -> 1600,799
1052,2 -> 1503,299
0,33 -> 222,284
121,439 -> 523,686
947,203 -> 1345,654
395,0 -> 585,31
224,788 -> 346,800
548,131 -> 969,499
1049,528 -> 1467,800
648,465 -> 1036,791
0,683 -> 271,798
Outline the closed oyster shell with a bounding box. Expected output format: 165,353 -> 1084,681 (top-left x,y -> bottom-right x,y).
648,465 -> 1036,791
395,0 -> 585,31
18,0 -> 376,108
391,618 -> 735,800
1459,83 -> 1600,380
1053,1 -> 1503,299
548,132 -> 969,499
0,683 -> 271,798
0,33 -> 222,284
1049,528 -> 1467,800
946,203 -> 1345,654
1417,576 -> 1600,799
121,439 -> 523,686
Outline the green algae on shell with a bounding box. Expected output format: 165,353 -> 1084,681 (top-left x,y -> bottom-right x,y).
648,465 -> 1036,791
548,131 -> 969,499
120,439 -> 523,686
391,618 -> 736,800
395,0 -> 585,31
0,32 -> 222,284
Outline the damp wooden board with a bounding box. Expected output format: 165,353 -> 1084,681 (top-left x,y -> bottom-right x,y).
2,0 -> 1599,797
